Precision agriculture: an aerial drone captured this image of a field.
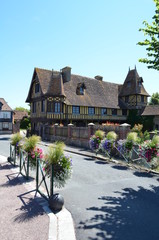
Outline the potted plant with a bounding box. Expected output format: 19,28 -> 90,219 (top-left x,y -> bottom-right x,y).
89,130 -> 105,154
43,142 -> 72,211
100,131 -> 117,158
8,132 -> 23,163
23,135 -> 42,167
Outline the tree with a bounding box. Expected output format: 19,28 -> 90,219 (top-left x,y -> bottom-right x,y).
149,92 -> 159,104
138,0 -> 159,70
14,106 -> 30,115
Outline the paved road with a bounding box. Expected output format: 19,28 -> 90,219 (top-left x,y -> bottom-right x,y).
1,135 -> 159,240
57,153 -> 159,240
0,134 -> 10,157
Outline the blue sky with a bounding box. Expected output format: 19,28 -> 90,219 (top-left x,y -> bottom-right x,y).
0,0 -> 158,109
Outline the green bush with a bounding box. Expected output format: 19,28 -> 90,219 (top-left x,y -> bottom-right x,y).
106,131 -> 117,141
144,130 -> 150,141
152,135 -> 159,146
126,132 -> 138,143
20,117 -> 31,129
95,130 -> 105,140
23,135 -> 41,152
11,132 -> 23,146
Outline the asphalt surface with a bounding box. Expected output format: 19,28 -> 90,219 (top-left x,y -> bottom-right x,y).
1,135 -> 159,240
56,153 -> 159,240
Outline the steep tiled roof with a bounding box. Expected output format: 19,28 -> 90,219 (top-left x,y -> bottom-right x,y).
0,98 -> 12,111
141,105 -> 159,116
64,74 -> 121,108
14,111 -> 29,120
47,72 -> 65,96
27,67 -> 149,109
119,68 -> 149,97
26,68 -> 122,108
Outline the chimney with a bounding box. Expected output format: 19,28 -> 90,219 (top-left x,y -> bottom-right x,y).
61,66 -> 71,83
95,75 -> 103,81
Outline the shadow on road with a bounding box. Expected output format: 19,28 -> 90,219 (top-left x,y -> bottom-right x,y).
112,165 -> 128,171
133,171 -> 154,178
84,157 -> 108,165
14,192 -> 45,222
78,185 -> 159,240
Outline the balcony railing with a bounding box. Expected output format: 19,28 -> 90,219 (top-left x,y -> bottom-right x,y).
46,113 -> 127,121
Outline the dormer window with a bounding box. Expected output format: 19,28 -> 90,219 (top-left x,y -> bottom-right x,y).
127,81 -> 131,87
80,87 -> 84,95
138,77 -> 143,87
35,83 -> 40,93
76,83 -> 86,95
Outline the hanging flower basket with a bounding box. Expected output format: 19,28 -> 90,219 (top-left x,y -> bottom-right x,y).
43,142 -> 72,188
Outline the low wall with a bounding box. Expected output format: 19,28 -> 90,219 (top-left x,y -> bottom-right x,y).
43,123 -> 131,148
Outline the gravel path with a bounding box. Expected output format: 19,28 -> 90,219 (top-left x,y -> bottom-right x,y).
0,163 -> 49,240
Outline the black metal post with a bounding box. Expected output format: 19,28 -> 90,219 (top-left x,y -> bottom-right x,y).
36,157 -> 39,192
50,164 -> 54,197
26,154 -> 30,180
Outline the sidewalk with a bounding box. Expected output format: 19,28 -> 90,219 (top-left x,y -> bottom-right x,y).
0,156 -> 76,240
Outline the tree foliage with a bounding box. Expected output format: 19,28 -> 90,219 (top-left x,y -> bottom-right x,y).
138,0 -> 159,70
14,106 -> 30,114
149,92 -> 159,105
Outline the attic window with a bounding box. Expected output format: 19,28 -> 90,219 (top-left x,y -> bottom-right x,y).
127,81 -> 131,87
80,87 -> 84,95
138,78 -> 143,87
35,83 -> 40,93
76,83 -> 86,95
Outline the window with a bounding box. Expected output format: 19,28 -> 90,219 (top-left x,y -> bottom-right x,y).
0,112 -> 11,119
80,87 -> 84,95
3,123 -> 9,130
41,100 -> 45,112
0,102 -> 2,110
112,109 -> 117,115
138,81 -> 142,87
88,107 -> 95,115
72,106 -> 80,114
101,108 -> 107,115
54,102 -> 61,113
33,102 -> 36,113
122,109 -> 127,116
47,101 -> 53,112
35,83 -> 40,93
125,96 -> 129,103
141,95 -> 144,103
76,83 -> 85,95
127,81 -> 131,87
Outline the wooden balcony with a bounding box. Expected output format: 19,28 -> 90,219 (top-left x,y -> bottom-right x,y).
46,113 -> 127,121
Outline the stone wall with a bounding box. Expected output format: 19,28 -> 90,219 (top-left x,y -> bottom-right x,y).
43,123 -> 131,148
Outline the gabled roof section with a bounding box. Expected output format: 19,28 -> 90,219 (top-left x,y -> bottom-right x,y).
0,98 -> 13,111
47,72 -> 65,96
14,110 -> 29,121
141,105 -> 159,116
26,67 -> 122,108
119,68 -> 149,97
26,68 -> 65,102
